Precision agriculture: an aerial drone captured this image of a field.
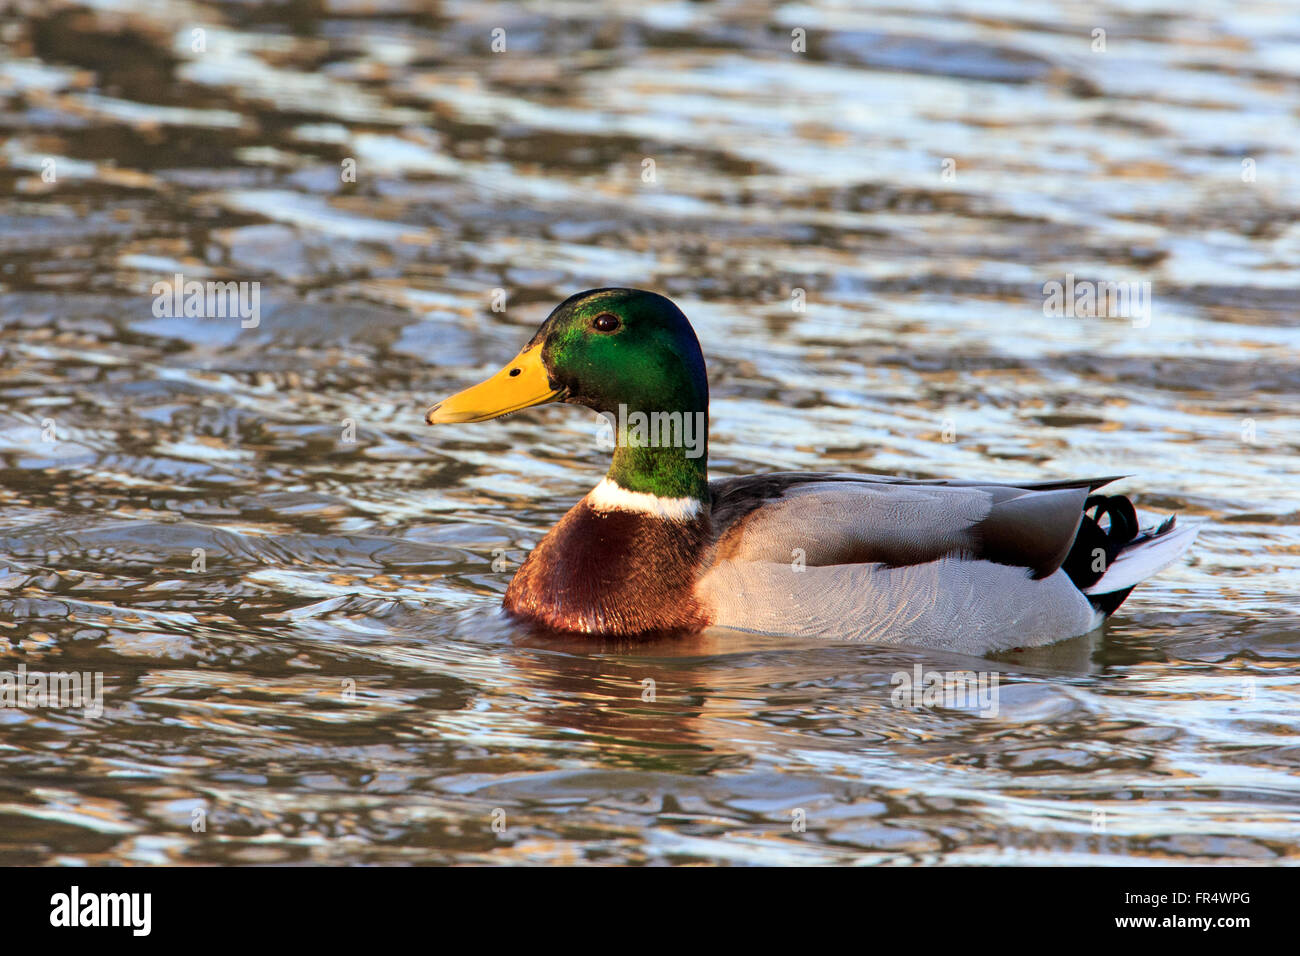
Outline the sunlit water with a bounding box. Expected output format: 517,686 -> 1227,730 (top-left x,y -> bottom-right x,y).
1,0 -> 1298,864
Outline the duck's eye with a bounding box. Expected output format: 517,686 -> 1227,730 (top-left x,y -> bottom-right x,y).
592,313 -> 620,333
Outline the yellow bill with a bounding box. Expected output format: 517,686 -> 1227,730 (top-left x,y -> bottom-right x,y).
425,344 -> 562,424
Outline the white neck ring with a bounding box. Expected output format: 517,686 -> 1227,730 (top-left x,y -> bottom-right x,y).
586,477 -> 703,521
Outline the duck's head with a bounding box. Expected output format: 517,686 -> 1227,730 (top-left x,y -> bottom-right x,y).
425,288 -> 708,425
426,288 -> 710,500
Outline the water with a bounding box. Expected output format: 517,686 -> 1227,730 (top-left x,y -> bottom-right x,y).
1,0 -> 1298,865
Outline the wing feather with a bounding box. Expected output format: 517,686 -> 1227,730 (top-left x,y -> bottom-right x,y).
708,472 -> 1098,577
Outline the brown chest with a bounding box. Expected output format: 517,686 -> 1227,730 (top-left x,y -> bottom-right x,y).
503,501 -> 712,636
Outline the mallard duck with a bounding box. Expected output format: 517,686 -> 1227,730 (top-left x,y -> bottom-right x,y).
426,288 -> 1198,652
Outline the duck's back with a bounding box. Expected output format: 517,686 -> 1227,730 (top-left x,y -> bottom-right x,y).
695,472 -> 1192,652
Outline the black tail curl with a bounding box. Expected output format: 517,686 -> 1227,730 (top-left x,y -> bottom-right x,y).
1061,494 -> 1139,593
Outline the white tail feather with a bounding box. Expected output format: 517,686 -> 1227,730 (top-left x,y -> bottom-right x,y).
1083,519 -> 1202,595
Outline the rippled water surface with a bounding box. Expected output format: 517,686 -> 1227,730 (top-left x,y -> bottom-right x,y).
2,0 -> 1299,865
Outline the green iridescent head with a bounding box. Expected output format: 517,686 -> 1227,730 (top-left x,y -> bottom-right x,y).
426,288 -> 711,500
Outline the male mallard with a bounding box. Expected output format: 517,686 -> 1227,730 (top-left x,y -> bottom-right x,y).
426,288 -> 1197,652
